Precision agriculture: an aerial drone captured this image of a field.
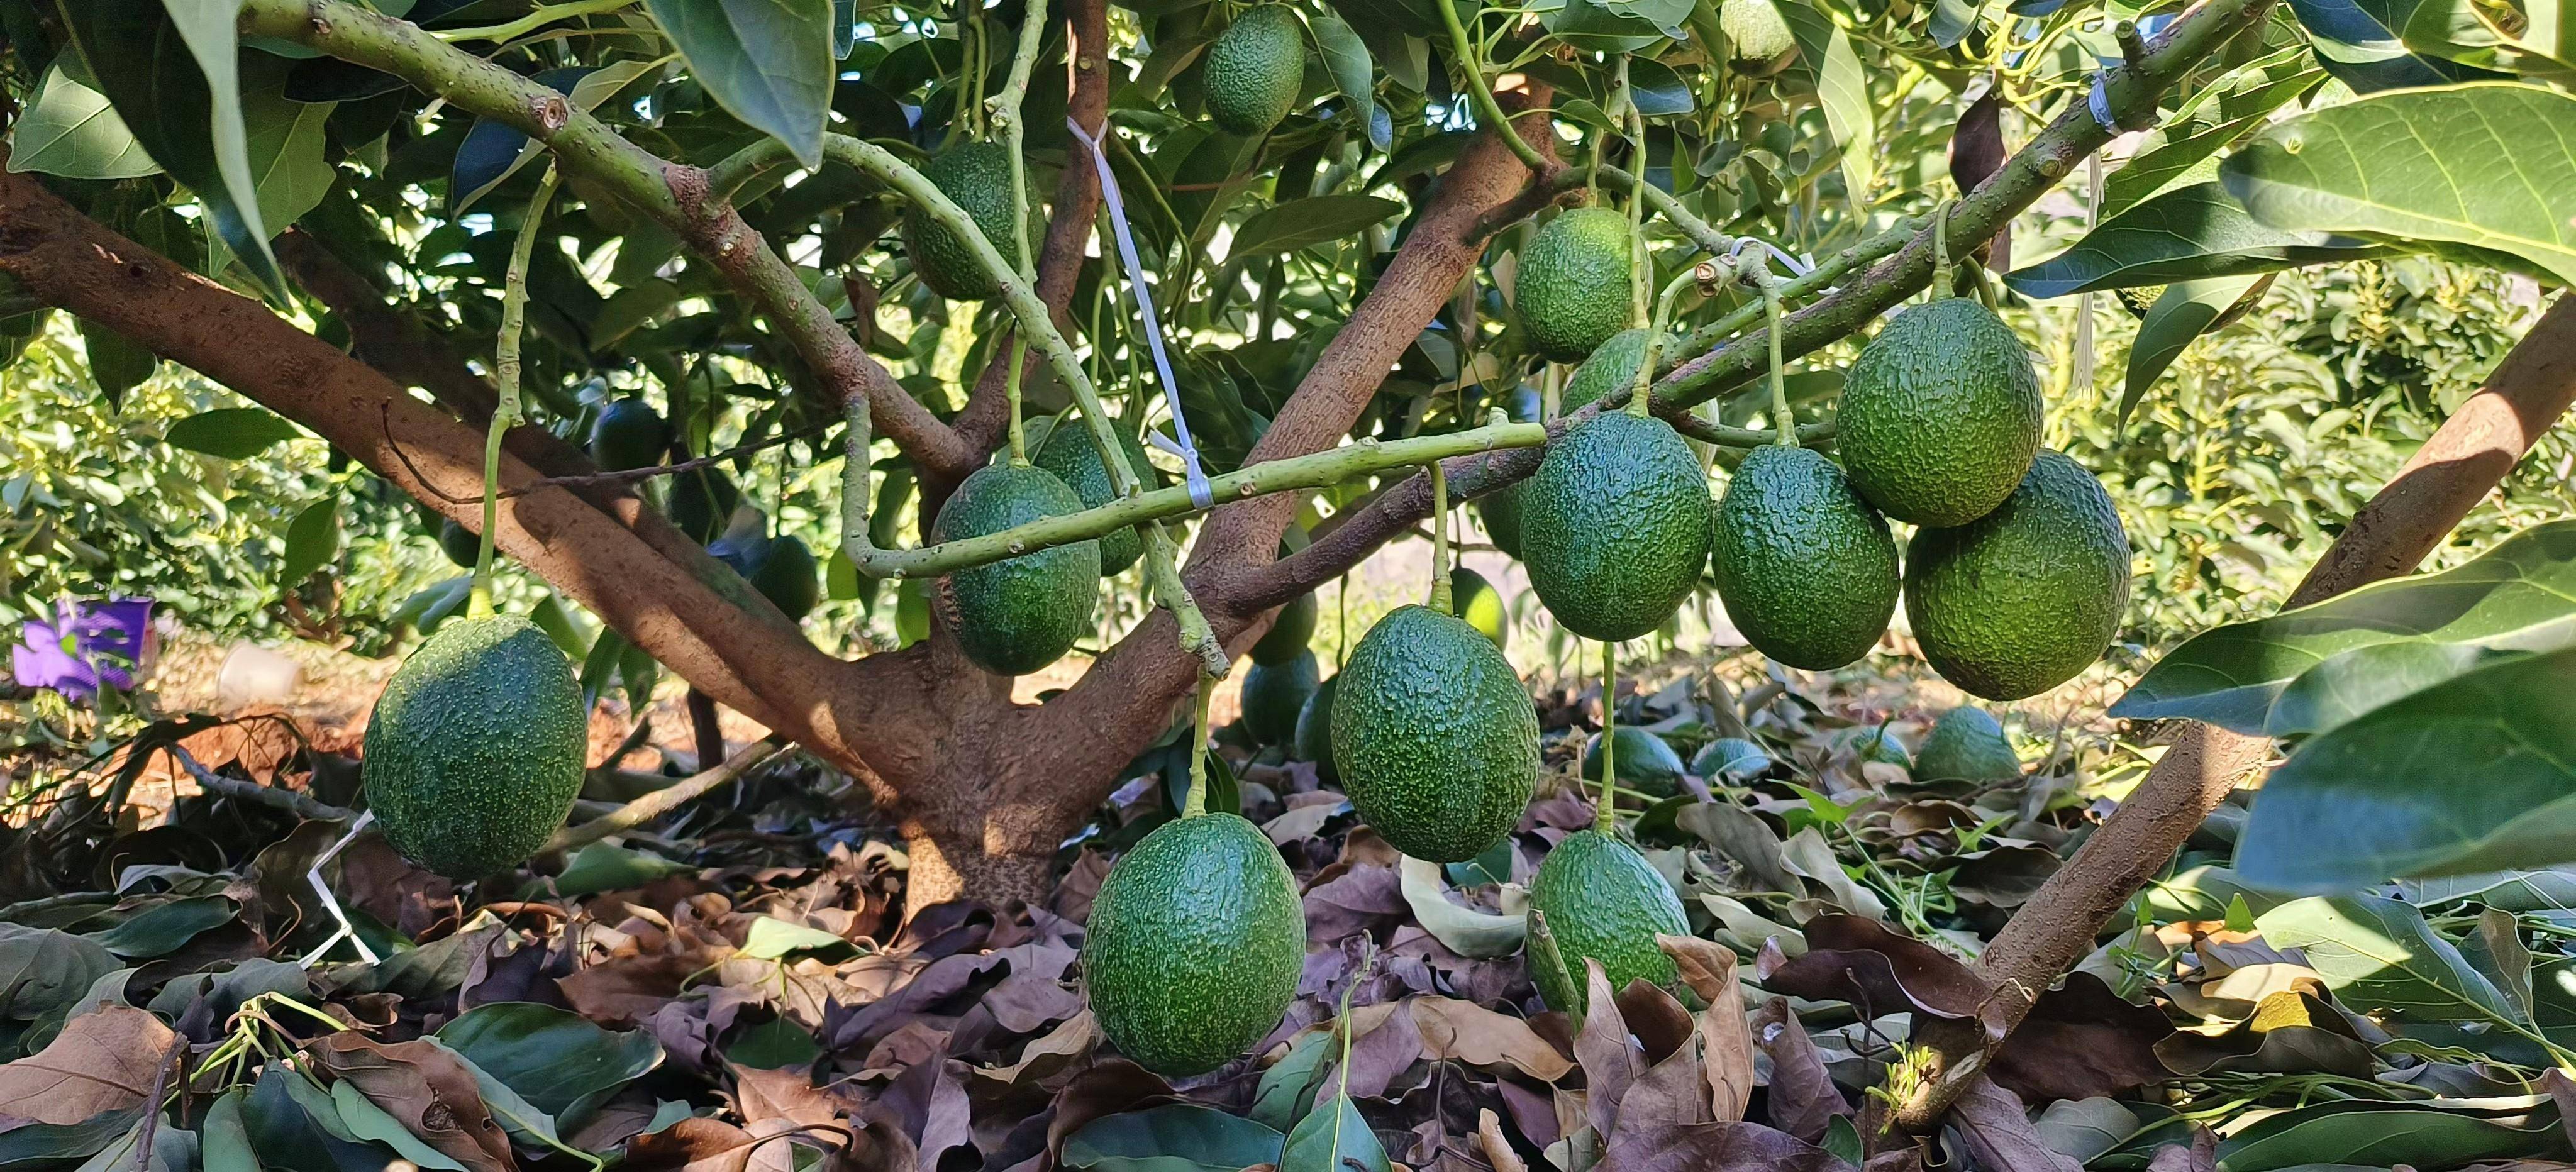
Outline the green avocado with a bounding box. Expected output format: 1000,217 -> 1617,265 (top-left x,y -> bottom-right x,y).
365,616 -> 586,878
1835,724 -> 1912,770
1450,567 -> 1509,651
1241,649 -> 1319,746
1517,207 -> 1636,363
1580,726 -> 1685,799
1521,412 -> 1711,642
1527,829 -> 1689,1018
902,142 -> 1030,301
1293,674 -> 1340,782
1904,450 -> 2131,700
1692,736 -> 1773,782
1203,4 -> 1306,136
589,399 -> 671,472
1035,422 -> 1158,575
931,463 -> 1101,675
709,531 -> 821,621
1331,604 -> 1540,862
1720,0 -> 1798,72
1476,485 -> 1526,559
1084,812 -> 1305,1076
1710,445 -> 1899,670
1560,328 -> 1678,413
1250,591 -> 1318,665
1915,707 -> 2021,782
1836,297 -> 2045,528
438,519 -> 482,568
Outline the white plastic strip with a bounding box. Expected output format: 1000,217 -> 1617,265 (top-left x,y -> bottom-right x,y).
1067,118 -> 1214,510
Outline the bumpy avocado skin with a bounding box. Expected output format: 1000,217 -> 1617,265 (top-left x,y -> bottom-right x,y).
1203,5 -> 1307,136
1915,707 -> 2021,782
1521,412 -> 1712,642
1836,725 -> 1913,770
1904,450 -> 2133,700
1579,726 -> 1685,798
438,519 -> 482,568
1331,605 -> 1540,863
1560,328 -> 1678,413
1034,424 -> 1157,575
1721,0 -> 1797,69
931,463 -> 1101,675
1527,829 -> 1689,1018
902,143 -> 1028,301
1711,445 -> 1899,670
365,616 -> 586,878
1293,674 -> 1340,782
1250,591 -> 1318,665
1084,812 -> 1306,1076
1517,208 -> 1636,363
1450,567 -> 1509,651
1477,484 -> 1526,559
589,400 -> 672,472
1836,298 -> 2045,527
1241,649 -> 1319,745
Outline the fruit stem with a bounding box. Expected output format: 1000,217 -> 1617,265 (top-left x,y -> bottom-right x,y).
1596,639 -> 1617,834
1005,336 -> 1031,465
1428,460 -> 1453,614
1619,58 -> 1649,331
1631,268 -> 1697,419
1435,0 -> 1552,174
1730,250 -> 1792,445
1929,196 -> 1956,301
1183,669 -> 1214,817
472,163 -> 560,619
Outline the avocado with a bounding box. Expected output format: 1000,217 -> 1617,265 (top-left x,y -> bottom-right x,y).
1560,328 -> 1678,413
710,532 -> 821,620
902,142 -> 1030,301
1526,829 -> 1689,1018
670,466 -> 741,543
1476,485 -> 1526,559
1202,5 -> 1306,136
1720,0 -> 1798,72
1580,726 -> 1685,798
1836,297 -> 2045,528
1450,567 -> 1508,651
589,400 -> 670,472
1331,604 -> 1540,862
1293,674 -> 1340,782
1084,812 -> 1305,1076
438,519 -> 482,568
1516,207 -> 1635,363
1241,648 -> 1318,745
930,463 -> 1101,675
1033,422 -> 1158,575
1520,412 -> 1711,642
1835,724 -> 1912,770
1692,736 -> 1773,782
1915,707 -> 2021,782
364,615 -> 586,878
1904,450 -> 2131,700
1709,445 -> 1899,670
1250,591 -> 1318,665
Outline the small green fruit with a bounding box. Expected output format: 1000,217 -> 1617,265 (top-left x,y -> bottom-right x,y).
902,142 -> 1030,301
1836,725 -> 1912,771
1085,812 -> 1304,1076
1250,591 -> 1318,665
1450,567 -> 1509,651
1528,829 -> 1688,1019
1721,0 -> 1798,72
1560,328 -> 1678,413
438,519 -> 482,568
1580,726 -> 1686,799
931,463 -> 1101,675
1516,207 -> 1635,363
1293,675 -> 1340,782
1332,605 -> 1540,862
710,532 -> 821,621
365,616 -> 586,878
1915,707 -> 2021,782
1203,5 -> 1307,136
589,400 -> 671,472
1240,649 -> 1319,746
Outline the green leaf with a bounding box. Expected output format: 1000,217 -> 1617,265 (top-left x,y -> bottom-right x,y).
2253,895 -> 2524,1024
644,0 -> 835,168
1545,0 -> 1692,52
2402,0 -> 2576,78
1062,1103 -> 1285,1172
2118,274 -> 2265,421
2213,1097 -> 2566,1171
1279,1093 -> 1390,1172
237,60 -> 338,235
2111,521 -> 2576,731
420,1037 -> 564,1149
1778,0 -> 1875,204
201,1090 -> 258,1172
1248,1032 -> 1335,1133
1309,7 -> 1386,150
278,499 -> 341,590
7,63 -> 162,179
1228,195 -> 1404,260
2221,82 -> 2576,287
2007,183 -> 2394,298
1627,56 -> 1694,116
328,1078 -> 467,1171
2240,646 -> 2576,888
57,0 -> 287,296
79,896 -> 235,958
77,316 -> 157,407
533,841 -> 694,898
2097,70 -> 2325,220
2264,639 -> 2533,739
165,406 -> 304,458
2282,0 -> 2499,91
436,1002 -> 663,1125
738,916 -> 859,962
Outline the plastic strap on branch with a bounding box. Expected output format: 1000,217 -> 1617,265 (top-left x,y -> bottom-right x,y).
1069,117 -> 1214,511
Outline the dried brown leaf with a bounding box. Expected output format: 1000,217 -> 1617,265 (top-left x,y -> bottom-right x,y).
1989,973 -> 2173,1104
1409,997 -> 1574,1082
0,1005 -> 175,1125
1660,935 -> 1754,1123
1574,960 -> 1640,1141
306,1031 -> 515,1172
1750,998 -> 1846,1143
1950,1077 -> 2080,1172
1597,1120 -> 1856,1172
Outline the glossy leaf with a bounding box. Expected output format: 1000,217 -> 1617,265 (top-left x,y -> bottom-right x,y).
2110,520 -> 2576,731
643,0 -> 835,168
2214,1097 -> 2565,1171
1309,7 -> 1386,150
2222,82 -> 2576,287
8,64 -> 160,179
1228,195 -> 1404,260
164,407 -> 306,459
1061,1103 -> 1285,1172
79,317 -> 158,407
2007,183 -> 2394,298
437,1002 -> 662,1127
2264,639 -> 2532,738
1280,1093 -> 1391,1172
2118,274 -> 2265,421
1779,0 -> 1875,202
2402,0 -> 2576,77
2283,0 -> 2497,91
2097,69 -> 2324,220
2253,895 -> 2524,1023
278,499 -> 341,589
2240,647 -> 2576,889
80,897 -> 236,957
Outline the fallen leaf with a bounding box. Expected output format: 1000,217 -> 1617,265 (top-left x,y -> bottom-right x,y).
975,1010 -> 1098,1088
1597,1120 -> 1856,1171
2144,1127 -> 2217,1172
1408,997 -> 1574,1082
306,1031 -> 514,1172
626,1117 -> 770,1172
1949,1077 -> 2080,1172
1341,1000 -> 1425,1101
1659,935 -> 1753,1122
1988,973 -> 2172,1104
561,951 -> 721,1027
1751,998 -> 1846,1143
0,1005 -> 175,1124
1399,856 -> 1524,958
1574,961 -> 1640,1141
1757,917 -> 1997,1039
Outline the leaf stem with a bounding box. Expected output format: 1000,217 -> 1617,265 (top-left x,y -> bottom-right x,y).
433,0 -> 635,43
1436,0 -> 1551,174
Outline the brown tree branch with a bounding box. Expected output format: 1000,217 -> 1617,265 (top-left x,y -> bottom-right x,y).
1893,292 -> 2576,1132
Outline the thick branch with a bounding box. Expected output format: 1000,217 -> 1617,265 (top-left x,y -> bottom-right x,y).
1894,292 -> 2576,1131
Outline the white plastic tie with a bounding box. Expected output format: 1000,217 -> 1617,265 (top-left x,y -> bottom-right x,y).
1068,118 -> 1215,511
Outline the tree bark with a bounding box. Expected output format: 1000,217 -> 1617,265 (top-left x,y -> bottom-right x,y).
1892,292 -> 2576,1133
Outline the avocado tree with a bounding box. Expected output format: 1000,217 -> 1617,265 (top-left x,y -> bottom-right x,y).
8,0 -> 2576,1133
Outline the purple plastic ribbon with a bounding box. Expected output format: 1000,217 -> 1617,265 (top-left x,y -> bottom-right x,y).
13,597 -> 153,699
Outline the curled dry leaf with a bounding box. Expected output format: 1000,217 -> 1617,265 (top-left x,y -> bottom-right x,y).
1988,973 -> 2175,1104
1398,855 -> 1525,958
1658,934 -> 1754,1122
1407,996 -> 1575,1082
1757,916 -> 2001,1041
1573,960 -> 1641,1142
0,1004 -> 175,1125
1750,998 -> 1846,1143
306,1031 -> 516,1172
1597,1120 -> 1859,1172
1949,1076 -> 2082,1172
